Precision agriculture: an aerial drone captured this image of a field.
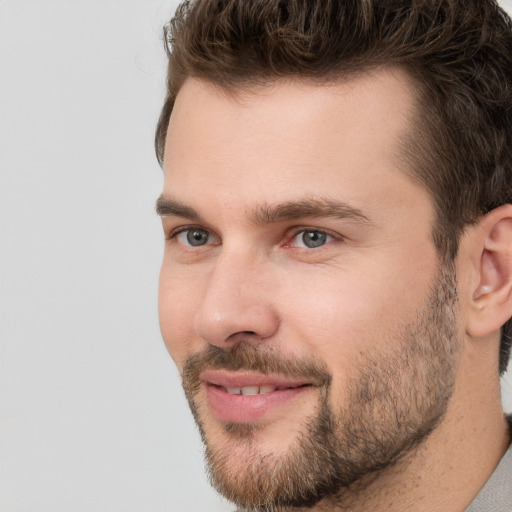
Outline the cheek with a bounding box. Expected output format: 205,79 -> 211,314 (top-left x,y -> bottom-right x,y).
278,260 -> 435,371
283,278 -> 387,360
158,265 -> 203,368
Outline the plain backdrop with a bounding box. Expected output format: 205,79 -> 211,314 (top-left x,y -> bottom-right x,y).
1,1 -> 512,511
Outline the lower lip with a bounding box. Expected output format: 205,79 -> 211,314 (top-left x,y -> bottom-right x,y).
205,384 -> 312,423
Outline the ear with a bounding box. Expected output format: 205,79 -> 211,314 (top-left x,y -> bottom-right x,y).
466,204 -> 512,338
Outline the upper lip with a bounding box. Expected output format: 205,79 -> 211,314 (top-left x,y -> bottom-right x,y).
200,370 -> 311,389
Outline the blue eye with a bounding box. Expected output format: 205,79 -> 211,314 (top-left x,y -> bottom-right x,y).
176,228 -> 211,247
292,230 -> 333,249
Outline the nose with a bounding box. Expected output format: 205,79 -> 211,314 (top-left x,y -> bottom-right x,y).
193,252 -> 279,348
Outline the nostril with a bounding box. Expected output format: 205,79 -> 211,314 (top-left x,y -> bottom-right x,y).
225,331 -> 258,344
195,303 -> 279,347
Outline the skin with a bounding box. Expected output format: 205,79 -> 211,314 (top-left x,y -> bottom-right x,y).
158,69 -> 511,511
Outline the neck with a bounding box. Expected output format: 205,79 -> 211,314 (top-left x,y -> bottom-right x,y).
310,356 -> 510,512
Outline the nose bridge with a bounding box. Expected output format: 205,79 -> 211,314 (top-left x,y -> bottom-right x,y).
193,246 -> 278,346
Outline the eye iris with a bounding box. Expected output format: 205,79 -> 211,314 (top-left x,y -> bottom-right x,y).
187,229 -> 208,246
302,231 -> 327,248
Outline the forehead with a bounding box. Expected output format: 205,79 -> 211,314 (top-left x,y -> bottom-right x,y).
163,70 -> 423,216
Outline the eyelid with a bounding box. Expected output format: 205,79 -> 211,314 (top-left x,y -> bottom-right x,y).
167,225 -> 197,240
167,225 -> 220,245
284,226 -> 342,248
164,223 -> 342,248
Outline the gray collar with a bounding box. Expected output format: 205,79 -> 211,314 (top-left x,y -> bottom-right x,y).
465,440 -> 512,512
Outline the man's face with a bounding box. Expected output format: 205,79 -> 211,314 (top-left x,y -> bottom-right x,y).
158,71 -> 462,509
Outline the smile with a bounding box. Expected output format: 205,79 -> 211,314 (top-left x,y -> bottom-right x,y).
223,384 -> 306,395
201,371 -> 314,423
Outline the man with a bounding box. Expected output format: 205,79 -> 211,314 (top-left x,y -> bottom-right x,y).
155,1 -> 512,510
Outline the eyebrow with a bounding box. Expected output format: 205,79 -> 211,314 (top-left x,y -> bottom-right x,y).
156,194 -> 371,225
156,196 -> 203,221
251,198 -> 371,225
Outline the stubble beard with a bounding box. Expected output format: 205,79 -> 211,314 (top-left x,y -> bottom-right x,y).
181,264 -> 460,511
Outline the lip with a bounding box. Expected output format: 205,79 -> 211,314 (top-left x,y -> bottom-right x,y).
201,370 -> 314,423
201,370 -> 310,389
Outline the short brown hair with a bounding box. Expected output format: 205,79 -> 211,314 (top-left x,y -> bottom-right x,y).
155,0 -> 512,373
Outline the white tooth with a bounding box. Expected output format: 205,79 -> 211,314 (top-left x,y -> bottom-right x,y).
259,385 -> 277,394
226,388 -> 241,395
241,386 -> 260,396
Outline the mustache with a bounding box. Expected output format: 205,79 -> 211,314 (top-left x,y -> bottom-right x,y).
182,343 -> 332,393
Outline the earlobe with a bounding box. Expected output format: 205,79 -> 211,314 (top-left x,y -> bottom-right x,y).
466,204 -> 512,338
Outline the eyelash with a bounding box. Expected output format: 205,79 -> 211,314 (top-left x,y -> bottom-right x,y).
285,228 -> 337,249
167,225 -> 217,243
166,225 -> 341,250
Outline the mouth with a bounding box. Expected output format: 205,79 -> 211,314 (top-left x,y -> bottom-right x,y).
218,383 -> 309,395
201,370 -> 314,424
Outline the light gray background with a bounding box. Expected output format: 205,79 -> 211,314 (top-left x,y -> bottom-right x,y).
1,1 -> 511,511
